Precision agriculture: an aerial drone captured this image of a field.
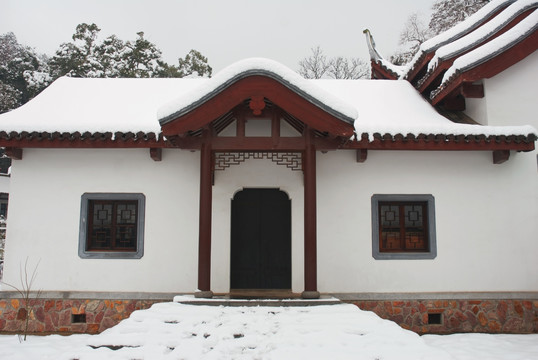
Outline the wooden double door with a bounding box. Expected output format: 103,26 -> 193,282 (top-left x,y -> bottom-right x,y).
230,188 -> 291,289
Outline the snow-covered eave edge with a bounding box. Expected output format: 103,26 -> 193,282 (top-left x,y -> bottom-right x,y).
157,59 -> 358,127
0,130 -> 165,148
352,125 -> 537,142
428,0 -> 538,72
0,126 -> 534,152
431,12 -> 538,102
401,0 -> 517,80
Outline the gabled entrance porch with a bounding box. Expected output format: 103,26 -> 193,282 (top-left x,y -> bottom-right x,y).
158,65 -> 356,299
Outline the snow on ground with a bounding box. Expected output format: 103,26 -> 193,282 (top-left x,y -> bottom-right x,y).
0,301 -> 537,360
423,333 -> 538,360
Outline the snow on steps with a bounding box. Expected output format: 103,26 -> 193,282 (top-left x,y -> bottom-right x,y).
81,301 -> 451,359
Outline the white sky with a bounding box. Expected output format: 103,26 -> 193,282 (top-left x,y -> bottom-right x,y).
0,0 -> 435,73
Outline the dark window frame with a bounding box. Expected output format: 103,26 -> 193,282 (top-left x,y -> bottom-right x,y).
371,194 -> 436,260
79,193 -> 145,259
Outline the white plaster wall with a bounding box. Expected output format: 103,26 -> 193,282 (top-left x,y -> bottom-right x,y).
211,157 -> 304,293
469,51 -> 538,128
3,148 -> 200,292
317,149 -> 538,293
3,146 -> 537,294
464,96 -> 488,125
0,174 -> 10,194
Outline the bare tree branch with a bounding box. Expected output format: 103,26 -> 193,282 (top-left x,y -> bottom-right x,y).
298,46 -> 331,79
2,257 -> 42,341
299,46 -> 369,79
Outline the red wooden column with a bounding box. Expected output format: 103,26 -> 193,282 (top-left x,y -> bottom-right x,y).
302,129 -> 320,299
195,134 -> 214,298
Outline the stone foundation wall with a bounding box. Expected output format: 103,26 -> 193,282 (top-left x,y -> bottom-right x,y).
350,299 -> 538,334
0,298 -> 166,334
1,294 -> 537,335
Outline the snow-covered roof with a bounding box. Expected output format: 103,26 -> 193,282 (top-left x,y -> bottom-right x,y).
158,58 -> 358,126
316,79 -> 535,141
439,4 -> 538,85
365,0 -> 538,113
0,58 -> 535,144
402,0 -> 519,79
429,0 -> 537,72
0,77 -> 197,134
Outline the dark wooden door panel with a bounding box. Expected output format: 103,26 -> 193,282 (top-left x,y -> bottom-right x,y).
231,188 -> 291,289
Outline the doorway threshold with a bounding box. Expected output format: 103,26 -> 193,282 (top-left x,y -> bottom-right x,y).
174,292 -> 341,307
229,289 -> 299,299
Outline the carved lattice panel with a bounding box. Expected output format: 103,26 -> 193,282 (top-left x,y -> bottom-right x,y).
214,152 -> 302,171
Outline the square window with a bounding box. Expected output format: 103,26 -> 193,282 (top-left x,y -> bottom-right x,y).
79,193 -> 145,259
372,194 -> 436,260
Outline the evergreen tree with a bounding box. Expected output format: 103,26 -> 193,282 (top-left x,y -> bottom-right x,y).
49,23 -> 103,78
118,32 -> 163,78
0,32 -> 51,113
1,24 -> 213,112
430,0 -> 490,35
177,49 -> 212,78
49,24 -> 213,79
93,35 -> 125,77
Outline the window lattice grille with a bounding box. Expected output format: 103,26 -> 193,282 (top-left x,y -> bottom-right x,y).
88,200 -> 137,251
379,202 -> 427,252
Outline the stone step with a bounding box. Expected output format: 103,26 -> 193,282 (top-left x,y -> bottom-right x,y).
174,294 -> 341,307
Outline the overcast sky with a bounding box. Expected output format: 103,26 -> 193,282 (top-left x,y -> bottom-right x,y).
1,0 -> 436,73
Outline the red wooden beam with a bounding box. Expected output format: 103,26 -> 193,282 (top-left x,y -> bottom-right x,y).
356,148 -> 368,163
209,136 -> 306,151
443,94 -> 466,111
302,129 -> 319,299
150,148 -> 162,161
461,82 -> 484,98
493,150 -> 510,164
196,133 -> 213,298
5,147 -> 22,160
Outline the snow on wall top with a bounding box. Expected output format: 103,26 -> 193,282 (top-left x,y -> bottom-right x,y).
157,58 -> 358,125
0,60 -> 534,140
401,0 -> 517,78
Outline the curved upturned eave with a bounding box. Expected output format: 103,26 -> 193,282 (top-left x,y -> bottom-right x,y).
158,68 -> 356,128
430,13 -> 538,105
403,0 -> 517,82
159,74 -> 356,138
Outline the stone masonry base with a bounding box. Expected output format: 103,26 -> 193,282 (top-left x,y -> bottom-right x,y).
0,298 -> 168,334
348,299 -> 538,334
0,293 -> 537,335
